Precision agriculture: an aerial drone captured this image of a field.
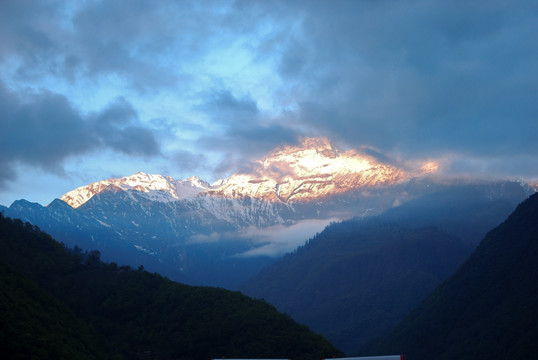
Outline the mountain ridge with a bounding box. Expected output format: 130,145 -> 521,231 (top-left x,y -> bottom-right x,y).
2,178 -> 533,288
238,181 -> 536,352
58,137 -> 434,209
0,213 -> 343,360
1,137 -> 534,288
360,192 -> 538,359
240,214 -> 475,353
60,172 -> 212,209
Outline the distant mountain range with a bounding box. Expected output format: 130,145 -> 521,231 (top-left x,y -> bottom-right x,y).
3,183 -> 536,359
0,137 -> 534,288
59,137 -> 432,208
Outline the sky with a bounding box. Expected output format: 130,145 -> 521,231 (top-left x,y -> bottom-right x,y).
1,0 -> 537,206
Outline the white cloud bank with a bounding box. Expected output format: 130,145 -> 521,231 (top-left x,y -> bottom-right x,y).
189,218 -> 338,257
235,218 -> 338,258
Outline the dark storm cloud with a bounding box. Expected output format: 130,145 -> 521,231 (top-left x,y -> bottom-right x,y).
0,1 -> 59,58
0,1 -> 88,83
256,0 -> 538,173
0,83 -> 160,188
69,0 -> 182,90
91,98 -> 160,156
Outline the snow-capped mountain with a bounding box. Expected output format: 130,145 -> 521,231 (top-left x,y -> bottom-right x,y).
60,137 -> 435,208
206,137 -> 416,202
61,172 -> 211,209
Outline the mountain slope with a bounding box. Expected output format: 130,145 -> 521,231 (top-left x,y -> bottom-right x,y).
361,192 -> 538,359
239,182 -> 532,353
2,178 -> 531,289
0,214 -> 343,360
240,219 -> 473,353
379,180 -> 531,243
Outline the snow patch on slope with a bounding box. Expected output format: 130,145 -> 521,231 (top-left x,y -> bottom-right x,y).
60,172 -> 210,208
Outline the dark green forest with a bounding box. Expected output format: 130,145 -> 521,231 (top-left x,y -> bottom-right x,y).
0,258 -> 109,359
0,213 -> 343,360
361,193 -> 538,359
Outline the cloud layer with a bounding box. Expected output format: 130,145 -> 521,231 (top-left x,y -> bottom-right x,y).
190,218 -> 337,258
0,82 -> 159,187
0,0 -> 537,204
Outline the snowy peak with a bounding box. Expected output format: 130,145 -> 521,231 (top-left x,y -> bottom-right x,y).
256,137 -> 373,179
60,172 -> 210,208
286,136 -> 339,157
183,176 -> 211,189
59,137 -> 441,208
175,176 -> 212,199
206,137 -> 417,202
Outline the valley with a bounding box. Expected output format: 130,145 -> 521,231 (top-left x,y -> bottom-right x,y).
1,137 -> 536,357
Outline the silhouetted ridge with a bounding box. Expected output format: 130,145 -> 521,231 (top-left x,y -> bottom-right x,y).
0,214 -> 343,360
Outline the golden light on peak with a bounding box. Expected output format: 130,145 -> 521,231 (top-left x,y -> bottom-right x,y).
420,161 -> 439,174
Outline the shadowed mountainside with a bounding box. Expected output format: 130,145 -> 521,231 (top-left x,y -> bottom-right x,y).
361,193 -> 538,359
239,182 -> 530,353
241,219 -> 473,353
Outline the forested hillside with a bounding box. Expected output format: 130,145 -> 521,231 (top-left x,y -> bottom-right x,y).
362,193 -> 538,359
241,220 -> 473,353
239,182 -> 530,353
0,258 -> 108,359
0,214 -> 342,360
